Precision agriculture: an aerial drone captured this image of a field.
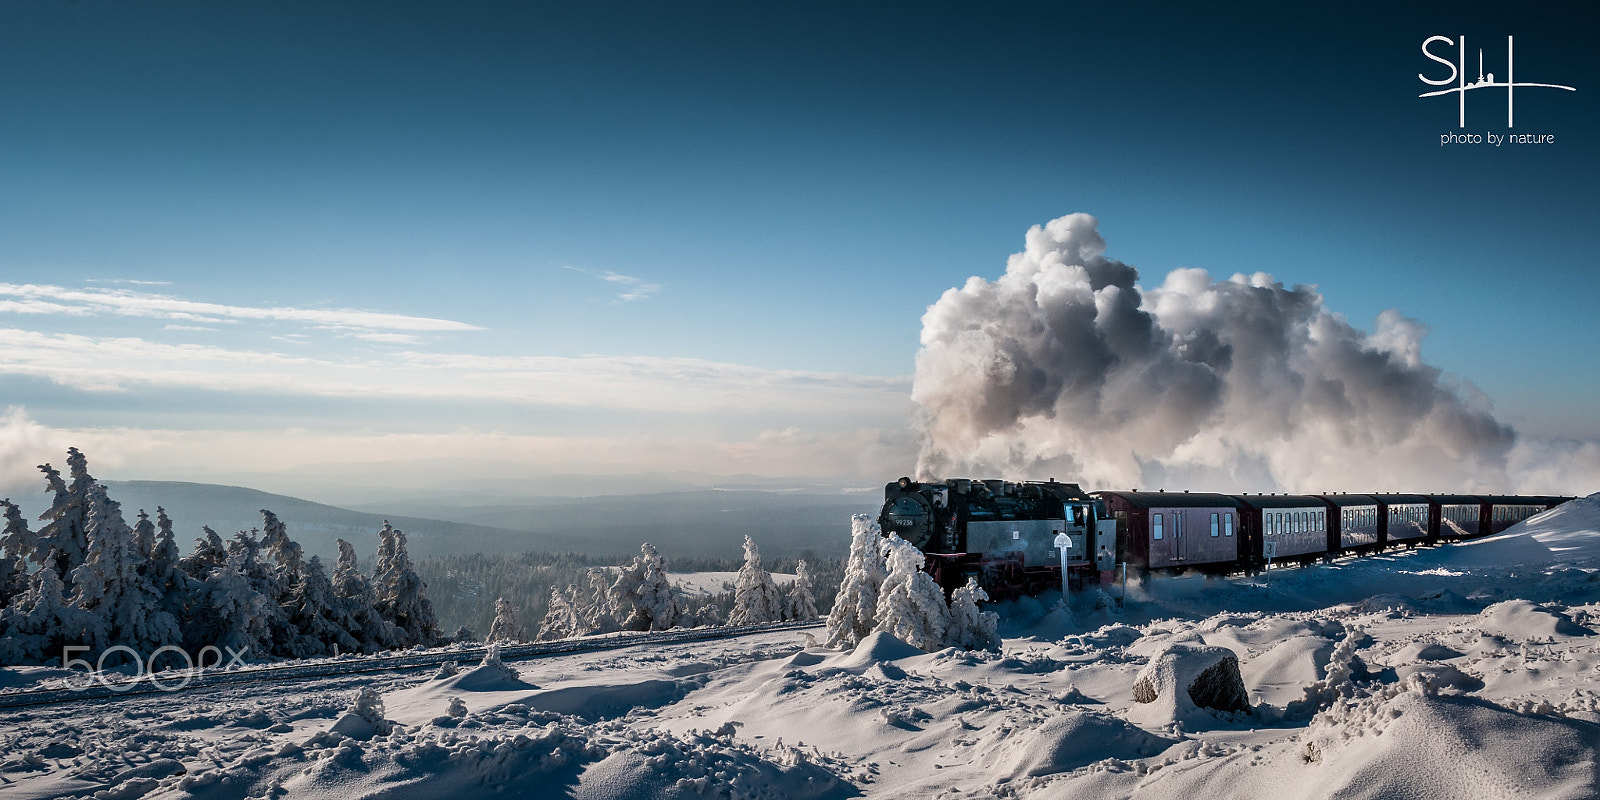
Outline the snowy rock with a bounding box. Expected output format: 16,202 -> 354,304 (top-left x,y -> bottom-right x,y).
1128,642 -> 1249,725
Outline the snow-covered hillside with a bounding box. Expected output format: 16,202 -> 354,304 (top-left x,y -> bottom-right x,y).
3,494 -> 1599,799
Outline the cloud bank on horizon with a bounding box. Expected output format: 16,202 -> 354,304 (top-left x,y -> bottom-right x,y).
912,213 -> 1600,495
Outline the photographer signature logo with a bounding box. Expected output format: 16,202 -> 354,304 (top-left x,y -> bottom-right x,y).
1419,35 -> 1575,128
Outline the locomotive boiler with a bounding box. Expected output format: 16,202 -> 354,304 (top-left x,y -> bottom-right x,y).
878,477 -> 1118,597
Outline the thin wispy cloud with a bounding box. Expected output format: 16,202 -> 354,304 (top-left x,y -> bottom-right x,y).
565,266 -> 662,302
0,283 -> 482,333
0,327 -> 909,414
84,278 -> 173,286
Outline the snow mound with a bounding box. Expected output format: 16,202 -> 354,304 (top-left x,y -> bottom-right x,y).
1391,641 -> 1464,662
1475,599 -> 1594,641
520,679 -> 688,722
830,630 -> 927,671
983,710 -> 1176,779
1303,686 -> 1600,799
324,688 -> 392,741
1241,634 -> 1336,706
573,736 -> 840,800
443,647 -> 536,693
1128,642 -> 1250,726
1394,663 -> 1484,694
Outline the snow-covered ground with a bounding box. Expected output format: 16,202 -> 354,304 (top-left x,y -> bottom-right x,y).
4,494 -> 1599,799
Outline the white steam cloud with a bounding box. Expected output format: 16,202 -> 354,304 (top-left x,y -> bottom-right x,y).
912,214 -> 1598,495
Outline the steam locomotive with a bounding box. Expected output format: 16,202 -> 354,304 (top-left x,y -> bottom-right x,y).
879,477 -> 1573,598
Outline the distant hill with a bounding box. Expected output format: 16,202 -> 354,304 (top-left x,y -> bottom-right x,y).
93,481 -> 875,564
101,481 -> 577,563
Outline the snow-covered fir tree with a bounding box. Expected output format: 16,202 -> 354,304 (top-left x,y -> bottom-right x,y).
783,559 -> 820,621
0,498 -> 34,608
191,551 -> 274,659
283,555 -> 360,657
487,596 -> 530,643
728,535 -> 783,626
0,568 -> 90,664
826,514 -> 888,649
68,484 -> 181,656
372,523 -> 441,648
34,452 -> 93,587
149,508 -> 183,588
946,577 -> 1000,651
2,498 -> 40,566
536,584 -> 581,640
131,509 -> 156,562
333,537 -> 397,652
577,568 -> 620,635
179,526 -> 229,581
223,530 -> 297,654
0,552 -> 19,611
872,533 -> 950,652
609,542 -> 681,632
259,509 -> 304,589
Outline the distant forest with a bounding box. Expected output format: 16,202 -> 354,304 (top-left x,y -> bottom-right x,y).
419,550 -> 845,636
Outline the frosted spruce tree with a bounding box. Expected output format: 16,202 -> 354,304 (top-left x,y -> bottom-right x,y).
34,450 -> 95,587
191,551 -> 274,658
131,509 -> 156,562
68,484 -> 181,656
783,560 -> 820,621
729,535 -> 783,626
610,543 -> 681,632
372,523 -> 441,648
873,534 -> 950,652
224,530 -> 295,654
487,596 -> 530,643
260,509 -> 304,588
946,577 -> 1000,651
0,498 -> 32,607
180,526 -> 229,581
333,537 -> 397,652
825,514 -> 888,649
283,555 -> 360,657
0,568 -> 89,664
578,568 -> 620,635
1,497 -> 39,565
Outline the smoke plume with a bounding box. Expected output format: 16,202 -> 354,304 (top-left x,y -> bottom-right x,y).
912,214 -> 1595,494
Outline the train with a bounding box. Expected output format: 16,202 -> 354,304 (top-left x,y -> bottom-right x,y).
878,476 -> 1574,598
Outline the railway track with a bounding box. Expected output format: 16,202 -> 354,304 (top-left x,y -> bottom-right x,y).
0,618 -> 825,711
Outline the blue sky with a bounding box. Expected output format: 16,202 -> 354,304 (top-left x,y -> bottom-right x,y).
1,1 -> 1595,496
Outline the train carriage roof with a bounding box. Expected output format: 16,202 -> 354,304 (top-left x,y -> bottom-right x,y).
1230,494 -> 1329,510
1366,493 -> 1431,504
1091,491 -> 1240,509
1477,494 -> 1559,505
1427,494 -> 1482,505
1318,493 -> 1379,507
